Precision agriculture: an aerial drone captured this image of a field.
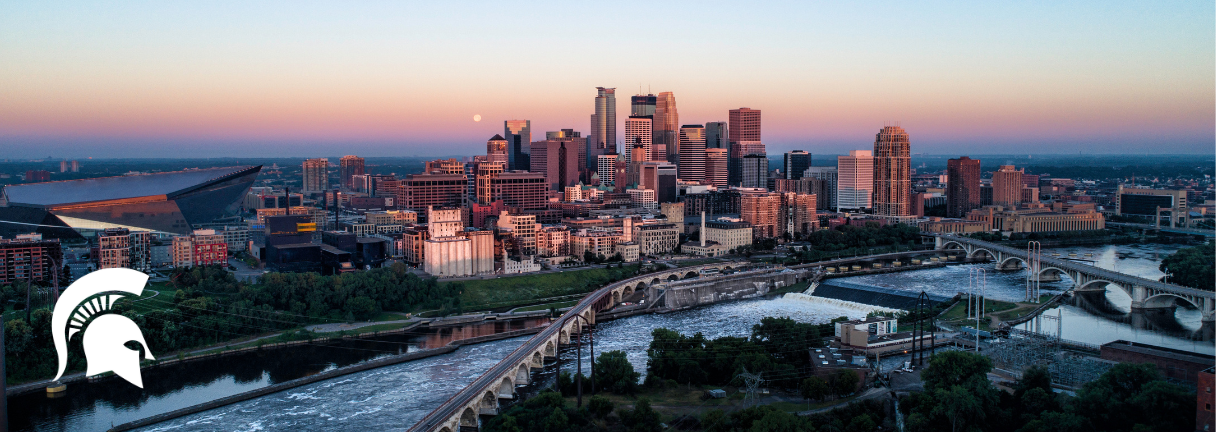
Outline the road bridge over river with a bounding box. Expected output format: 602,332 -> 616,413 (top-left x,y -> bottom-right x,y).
930,234 -> 1214,322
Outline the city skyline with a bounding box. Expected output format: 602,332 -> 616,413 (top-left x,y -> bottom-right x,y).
1,2 -> 1212,158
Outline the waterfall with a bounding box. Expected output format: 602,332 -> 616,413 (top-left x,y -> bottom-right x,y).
781,292 -> 905,314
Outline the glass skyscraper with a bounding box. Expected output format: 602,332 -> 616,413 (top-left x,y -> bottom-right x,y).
504,120 -> 531,171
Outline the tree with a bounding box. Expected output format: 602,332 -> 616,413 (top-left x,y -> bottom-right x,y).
801,376 -> 829,405
344,296 -> 377,321
1159,240 -> 1214,290
594,350 -> 641,395
620,398 -> 662,432
931,385 -> 984,432
920,351 -> 992,392
586,395 -> 613,419
832,369 -> 860,397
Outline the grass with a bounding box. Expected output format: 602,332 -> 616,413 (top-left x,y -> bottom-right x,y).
940,298 -> 1018,322
515,300 -> 579,312
452,267 -> 622,311
563,384 -> 867,422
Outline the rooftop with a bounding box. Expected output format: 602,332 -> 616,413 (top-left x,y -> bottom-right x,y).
3,166 -> 260,208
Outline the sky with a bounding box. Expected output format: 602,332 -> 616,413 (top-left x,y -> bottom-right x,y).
1,1 -> 1213,158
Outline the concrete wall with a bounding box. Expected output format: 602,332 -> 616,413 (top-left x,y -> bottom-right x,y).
663,271 -> 801,309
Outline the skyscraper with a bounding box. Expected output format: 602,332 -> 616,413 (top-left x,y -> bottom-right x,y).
705,122 -> 728,149
339,155 -> 365,191
486,134 -> 508,165
590,87 -> 616,171
729,141 -> 766,186
654,92 -> 679,162
872,126 -> 911,217
504,120 -> 531,171
631,93 -> 656,117
992,164 -> 1025,208
303,158 -> 329,192
837,150 -> 873,210
805,166 -> 838,210
624,116 -> 652,166
728,108 -> 761,144
530,136 -> 583,191
783,151 -> 811,180
705,148 -> 728,187
677,125 -> 706,184
740,154 -> 769,189
947,156 -> 982,218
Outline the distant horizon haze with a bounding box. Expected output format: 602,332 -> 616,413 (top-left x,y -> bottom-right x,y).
2,2 -> 1212,158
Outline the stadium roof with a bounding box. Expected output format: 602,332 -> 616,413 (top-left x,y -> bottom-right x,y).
3,166 -> 260,208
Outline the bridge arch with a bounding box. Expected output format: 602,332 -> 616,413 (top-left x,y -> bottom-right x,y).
968,248 -> 995,260
940,240 -> 969,252
559,329 -> 569,345
1143,293 -> 1200,309
460,407 -> 478,428
516,363 -> 530,383
544,341 -> 555,357
612,291 -> 621,304
1076,279 -> 1124,294
649,277 -> 661,285
684,271 -> 699,279
531,351 -> 543,368
498,377 -> 515,398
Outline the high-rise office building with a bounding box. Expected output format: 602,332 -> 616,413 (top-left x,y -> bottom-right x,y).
783,151 -> 811,180
705,122 -> 728,149
728,108 -> 761,144
303,158 -> 329,192
654,92 -> 679,162
677,125 -> 706,184
590,87 -> 617,171
530,137 -> 583,190
805,167 -> 838,210
398,173 -> 468,213
729,141 -> 766,186
872,126 -> 911,217
947,156 -> 982,218
597,154 -> 621,189
631,94 -> 656,117
624,116 -> 652,166
339,155 -> 365,191
705,148 -> 728,187
490,171 -> 549,211
741,154 -> 769,189
474,161 -> 505,205
837,150 -> 873,210
486,134 -> 509,165
504,120 -> 531,171
656,163 -> 678,203
992,164 -> 1025,208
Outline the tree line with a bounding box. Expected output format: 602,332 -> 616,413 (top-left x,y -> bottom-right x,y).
903,351 -> 1195,432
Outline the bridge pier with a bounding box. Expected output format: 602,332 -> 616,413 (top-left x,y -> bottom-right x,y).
1203,298 -> 1215,323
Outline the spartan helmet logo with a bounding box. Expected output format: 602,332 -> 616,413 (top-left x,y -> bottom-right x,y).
51,268 -> 155,388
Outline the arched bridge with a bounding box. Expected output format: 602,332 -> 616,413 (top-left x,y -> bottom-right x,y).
407,261 -> 748,432
931,234 -> 1214,322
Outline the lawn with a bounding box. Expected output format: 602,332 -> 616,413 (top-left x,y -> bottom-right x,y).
940,298 -> 1017,322
515,300 -> 579,312
452,267 -> 626,311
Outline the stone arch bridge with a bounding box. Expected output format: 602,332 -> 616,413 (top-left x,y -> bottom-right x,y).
931,234 -> 1214,322
407,261 -> 749,432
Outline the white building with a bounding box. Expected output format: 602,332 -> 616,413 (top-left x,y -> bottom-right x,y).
837,150 -> 873,210
423,207 -> 494,277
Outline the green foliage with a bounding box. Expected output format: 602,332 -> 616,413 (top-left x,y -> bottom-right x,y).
919,351 -> 993,392
832,369 -> 860,397
586,395 -> 613,419
645,316 -> 823,389
904,354 -> 1196,432
455,265 -> 641,311
593,350 -> 640,395
701,405 -> 820,432
800,376 -> 829,402
1159,240 -> 1214,290
483,390 -> 590,432
618,398 -> 662,432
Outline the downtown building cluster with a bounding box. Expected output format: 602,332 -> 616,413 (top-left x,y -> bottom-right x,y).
4,91 -> 1210,282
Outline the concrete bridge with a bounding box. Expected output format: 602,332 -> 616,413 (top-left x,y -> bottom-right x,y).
407,261 -> 751,432
931,234 -> 1214,322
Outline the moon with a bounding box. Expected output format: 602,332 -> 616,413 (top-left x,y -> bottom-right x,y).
473,114 -> 482,122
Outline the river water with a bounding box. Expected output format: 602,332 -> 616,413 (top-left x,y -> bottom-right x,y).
12,242 -> 1211,431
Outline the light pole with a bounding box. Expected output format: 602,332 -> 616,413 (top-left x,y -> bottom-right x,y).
969,267 -> 986,352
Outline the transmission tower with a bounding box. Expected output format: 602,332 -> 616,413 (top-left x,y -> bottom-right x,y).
738,367 -> 764,408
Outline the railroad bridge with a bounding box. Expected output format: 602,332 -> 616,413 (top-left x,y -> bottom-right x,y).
408,261 -> 754,432
931,234 -> 1214,322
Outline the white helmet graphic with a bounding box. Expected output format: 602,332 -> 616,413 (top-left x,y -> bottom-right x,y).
51,268 -> 155,388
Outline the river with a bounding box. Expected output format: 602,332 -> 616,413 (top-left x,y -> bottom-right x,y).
10,242 -> 1210,431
